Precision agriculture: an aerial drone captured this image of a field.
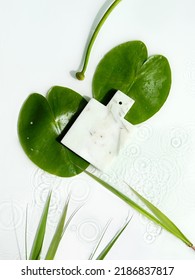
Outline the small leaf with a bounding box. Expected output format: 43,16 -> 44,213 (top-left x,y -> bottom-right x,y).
89,219 -> 112,260
45,196 -> 70,260
18,86 -> 89,177
62,203 -> 85,236
96,218 -> 130,260
92,41 -> 171,124
29,191 -> 51,260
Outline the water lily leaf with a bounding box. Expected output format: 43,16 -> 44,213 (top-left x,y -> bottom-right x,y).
92,41 -> 171,124
18,86 -> 89,177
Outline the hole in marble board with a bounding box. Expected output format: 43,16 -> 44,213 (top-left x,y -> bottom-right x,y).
119,101 -> 122,105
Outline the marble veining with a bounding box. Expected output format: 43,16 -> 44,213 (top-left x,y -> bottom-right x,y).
61,91 -> 135,171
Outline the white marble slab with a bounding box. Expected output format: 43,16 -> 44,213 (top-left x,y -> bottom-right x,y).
61,91 -> 135,171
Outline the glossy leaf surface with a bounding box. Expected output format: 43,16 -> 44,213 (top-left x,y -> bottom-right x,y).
92,41 -> 171,124
18,86 -> 89,177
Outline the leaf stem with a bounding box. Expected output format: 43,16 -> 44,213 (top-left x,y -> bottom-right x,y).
76,0 -> 122,80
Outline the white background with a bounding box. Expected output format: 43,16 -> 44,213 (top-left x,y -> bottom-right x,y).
0,0 -> 195,260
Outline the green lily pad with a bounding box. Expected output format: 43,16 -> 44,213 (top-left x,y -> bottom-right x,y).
92,41 -> 171,124
18,86 -> 89,177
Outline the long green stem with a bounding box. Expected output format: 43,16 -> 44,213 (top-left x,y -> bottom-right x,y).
76,0 -> 122,80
